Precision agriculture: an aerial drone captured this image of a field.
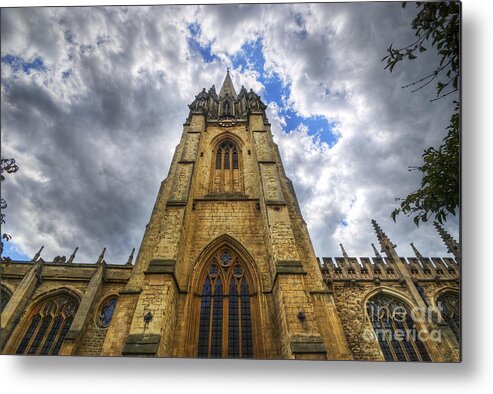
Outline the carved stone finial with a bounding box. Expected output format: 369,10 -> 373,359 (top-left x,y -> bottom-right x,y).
96,247 -> 106,265
371,243 -> 382,259
32,246 -> 44,262
339,243 -> 349,260
410,242 -> 425,265
126,248 -> 135,266
371,219 -> 396,258
433,221 -> 460,260
67,247 -> 78,264
53,255 -> 66,264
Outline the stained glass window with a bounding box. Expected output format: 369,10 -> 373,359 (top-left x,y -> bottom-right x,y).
367,294 -> 431,362
437,292 -> 460,341
15,294 -> 78,355
197,249 -> 253,358
98,296 -> 118,328
212,140 -> 241,193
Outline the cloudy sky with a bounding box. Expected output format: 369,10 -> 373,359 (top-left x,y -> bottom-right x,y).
1,2 -> 460,265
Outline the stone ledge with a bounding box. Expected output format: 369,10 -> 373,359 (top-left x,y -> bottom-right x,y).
290,336 -> 326,354
265,200 -> 287,206
126,333 -> 161,344
201,192 -> 250,200
275,260 -> 306,275
145,259 -> 176,274
166,200 -> 187,207
120,286 -> 143,295
122,334 -> 161,355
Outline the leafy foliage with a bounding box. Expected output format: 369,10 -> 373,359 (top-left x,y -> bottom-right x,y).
383,2 -> 460,225
382,1 -> 460,99
1,158 -> 19,264
391,105 -> 459,224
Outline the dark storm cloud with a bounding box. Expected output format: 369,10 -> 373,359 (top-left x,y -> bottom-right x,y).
1,3 -> 459,263
1,6 -> 194,263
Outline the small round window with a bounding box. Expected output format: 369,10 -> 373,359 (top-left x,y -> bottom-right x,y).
98,296 -> 118,328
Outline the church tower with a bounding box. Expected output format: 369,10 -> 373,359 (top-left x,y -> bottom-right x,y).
100,71 -> 351,359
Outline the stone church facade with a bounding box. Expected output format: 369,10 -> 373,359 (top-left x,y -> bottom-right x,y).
0,72 -> 460,361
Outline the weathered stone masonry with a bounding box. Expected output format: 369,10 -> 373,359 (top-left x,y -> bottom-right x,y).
0,72 -> 460,361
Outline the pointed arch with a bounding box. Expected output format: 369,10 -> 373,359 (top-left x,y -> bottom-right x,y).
364,288 -> 431,362
433,287 -> 460,342
210,135 -> 243,194
13,288 -> 80,355
188,235 -> 261,358
189,234 -> 262,294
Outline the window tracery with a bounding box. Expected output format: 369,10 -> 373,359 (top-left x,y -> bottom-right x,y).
15,294 -> 78,355
437,292 -> 460,341
197,248 -> 253,358
98,296 -> 118,328
366,293 -> 431,362
211,139 -> 241,193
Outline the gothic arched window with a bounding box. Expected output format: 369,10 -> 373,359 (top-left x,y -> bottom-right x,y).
212,140 -> 241,193
366,294 -> 431,362
15,293 -> 78,355
197,248 -> 253,358
98,296 -> 118,328
437,292 -> 460,341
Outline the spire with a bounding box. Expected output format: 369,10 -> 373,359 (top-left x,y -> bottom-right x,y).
67,247 -> 78,264
339,243 -> 349,260
96,247 -> 106,265
371,243 -> 382,259
126,248 -> 135,266
219,69 -> 237,99
410,242 -> 425,265
433,222 -> 460,260
371,219 -> 396,259
31,246 -> 44,262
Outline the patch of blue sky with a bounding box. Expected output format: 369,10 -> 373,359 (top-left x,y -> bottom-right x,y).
231,39 -> 338,146
187,23 -> 219,63
1,54 -> 46,75
340,219 -> 348,227
2,241 -> 30,261
186,25 -> 338,147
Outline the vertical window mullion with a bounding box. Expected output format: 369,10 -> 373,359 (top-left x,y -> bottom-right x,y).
40,315 -> 63,355
391,318 -> 411,361
16,314 -> 41,354
28,314 -> 52,355
380,317 -> 397,361
238,286 -> 242,358
52,317 -> 73,355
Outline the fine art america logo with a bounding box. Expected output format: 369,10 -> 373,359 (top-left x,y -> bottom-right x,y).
362,300 -> 452,344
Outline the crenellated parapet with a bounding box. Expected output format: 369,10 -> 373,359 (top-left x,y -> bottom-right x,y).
318,255 -> 459,283
318,219 -> 460,287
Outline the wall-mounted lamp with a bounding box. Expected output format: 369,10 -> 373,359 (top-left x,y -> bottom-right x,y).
144,311 -> 153,325
297,311 -> 306,323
